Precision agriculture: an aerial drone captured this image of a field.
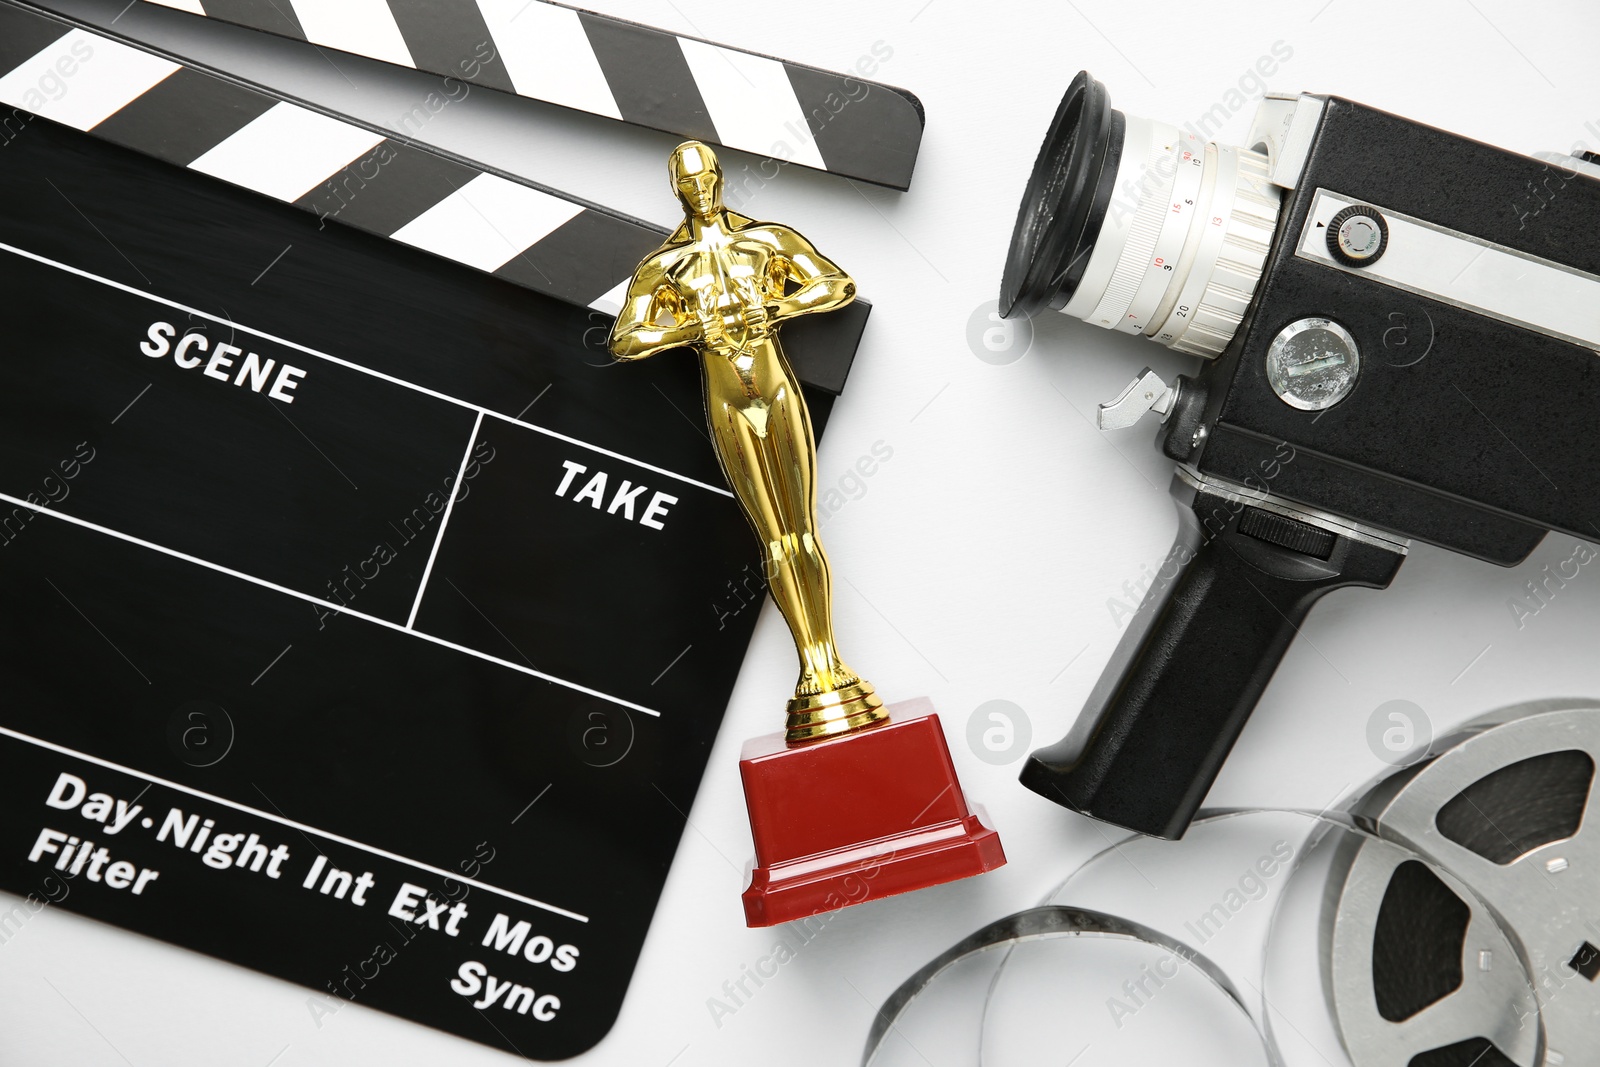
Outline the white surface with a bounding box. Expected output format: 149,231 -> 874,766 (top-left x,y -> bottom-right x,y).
8,1 -> 1600,1064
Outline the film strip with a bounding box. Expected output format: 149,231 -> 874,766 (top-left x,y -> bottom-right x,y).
138,0 -> 925,189
0,0 -> 869,394
867,704 -> 1600,1066
865,816 -> 1540,1067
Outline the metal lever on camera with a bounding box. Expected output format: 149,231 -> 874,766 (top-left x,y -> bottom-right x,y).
1094,368 -> 1177,429
1019,377 -> 1409,840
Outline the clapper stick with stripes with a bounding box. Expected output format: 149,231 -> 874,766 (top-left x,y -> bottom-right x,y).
137,0 -> 925,189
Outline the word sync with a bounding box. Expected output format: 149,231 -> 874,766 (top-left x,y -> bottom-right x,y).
139,321 -> 308,404
450,961 -> 562,1020
554,460 -> 677,530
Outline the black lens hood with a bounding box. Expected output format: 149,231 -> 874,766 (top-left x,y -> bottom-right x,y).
999,70 -> 1123,318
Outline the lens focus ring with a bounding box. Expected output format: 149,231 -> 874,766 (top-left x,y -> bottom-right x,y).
1083,117 -> 1175,329
1004,75 -> 1287,361
1162,148 -> 1280,357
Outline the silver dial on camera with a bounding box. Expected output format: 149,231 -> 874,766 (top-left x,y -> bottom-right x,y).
1328,204 -> 1389,266
1265,316 -> 1360,410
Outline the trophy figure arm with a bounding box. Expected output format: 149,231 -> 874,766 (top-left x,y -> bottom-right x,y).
607,272 -> 702,361
760,231 -> 857,325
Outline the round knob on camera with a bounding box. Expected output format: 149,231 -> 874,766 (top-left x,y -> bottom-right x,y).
1327,204 -> 1388,267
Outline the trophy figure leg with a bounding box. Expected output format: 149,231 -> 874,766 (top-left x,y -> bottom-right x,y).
701,340 -> 886,743
704,342 -> 1002,928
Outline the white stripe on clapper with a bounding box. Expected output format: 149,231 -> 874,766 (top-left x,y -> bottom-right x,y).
390,171 -> 585,274
0,29 -> 179,132
474,0 -> 622,120
675,40 -> 826,171
285,0 -> 416,69
587,278 -> 630,316
189,101 -> 387,203
0,725 -> 589,923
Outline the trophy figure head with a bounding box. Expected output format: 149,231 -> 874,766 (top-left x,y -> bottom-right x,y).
669,141 -> 724,221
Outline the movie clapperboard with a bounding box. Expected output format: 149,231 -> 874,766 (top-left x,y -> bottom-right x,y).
0,1 -> 921,1056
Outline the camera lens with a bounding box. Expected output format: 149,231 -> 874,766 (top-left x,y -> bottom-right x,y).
1001,72 -> 1284,358
999,71 -> 1123,319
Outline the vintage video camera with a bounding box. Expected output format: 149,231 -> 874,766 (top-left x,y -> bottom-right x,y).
1002,71 -> 1600,839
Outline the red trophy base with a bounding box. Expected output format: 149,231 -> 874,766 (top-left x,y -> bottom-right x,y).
739,698 -> 1005,927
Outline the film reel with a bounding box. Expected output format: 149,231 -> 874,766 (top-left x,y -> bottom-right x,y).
1325,838 -> 1541,1065
863,702 -> 1599,1066
862,811 -> 1540,1066
1329,701 -> 1600,1066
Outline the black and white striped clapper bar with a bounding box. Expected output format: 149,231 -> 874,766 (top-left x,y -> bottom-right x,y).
140,0 -> 924,190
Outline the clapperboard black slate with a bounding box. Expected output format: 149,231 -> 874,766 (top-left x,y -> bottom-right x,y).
0,3 -> 866,1057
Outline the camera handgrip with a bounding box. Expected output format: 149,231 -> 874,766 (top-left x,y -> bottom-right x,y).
1021,475 -> 1406,840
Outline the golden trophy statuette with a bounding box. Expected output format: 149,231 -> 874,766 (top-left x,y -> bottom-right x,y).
607,141 -> 886,744
608,142 -> 1004,927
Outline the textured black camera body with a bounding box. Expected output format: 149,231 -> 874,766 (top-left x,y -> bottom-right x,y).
1005,74 -> 1600,839
1175,96 -> 1600,565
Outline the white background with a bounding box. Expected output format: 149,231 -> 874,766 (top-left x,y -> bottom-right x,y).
5,0 -> 1600,1064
